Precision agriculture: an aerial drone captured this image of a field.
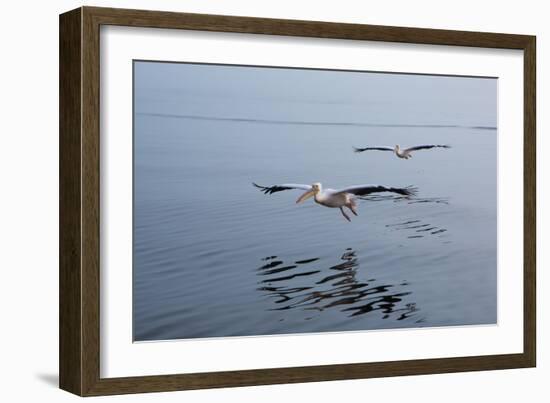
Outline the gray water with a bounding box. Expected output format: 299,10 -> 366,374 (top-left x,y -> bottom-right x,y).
133,62 -> 497,341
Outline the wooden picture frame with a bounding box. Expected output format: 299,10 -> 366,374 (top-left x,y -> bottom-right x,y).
59,6 -> 536,396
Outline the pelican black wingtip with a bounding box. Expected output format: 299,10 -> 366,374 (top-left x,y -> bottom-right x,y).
252,182 -> 270,194
404,185 -> 419,196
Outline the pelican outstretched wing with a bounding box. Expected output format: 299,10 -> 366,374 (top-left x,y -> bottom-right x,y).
335,184 -> 415,197
405,144 -> 450,152
253,183 -> 312,195
353,146 -> 394,153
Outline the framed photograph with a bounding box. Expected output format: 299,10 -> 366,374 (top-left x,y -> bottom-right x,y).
59,6 -> 536,396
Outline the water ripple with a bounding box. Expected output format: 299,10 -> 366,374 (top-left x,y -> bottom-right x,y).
137,111 -> 496,131
256,248 -> 419,322
385,217 -> 449,240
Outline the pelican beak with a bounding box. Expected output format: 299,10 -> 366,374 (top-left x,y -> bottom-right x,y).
296,189 -> 315,204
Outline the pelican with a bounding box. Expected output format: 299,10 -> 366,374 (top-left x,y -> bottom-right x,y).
253,182 -> 415,222
353,144 -> 450,159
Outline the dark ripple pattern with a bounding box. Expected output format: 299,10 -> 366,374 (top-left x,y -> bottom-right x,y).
386,217 -> 449,240
257,249 -> 419,323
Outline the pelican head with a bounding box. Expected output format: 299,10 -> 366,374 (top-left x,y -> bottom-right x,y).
296,182 -> 322,204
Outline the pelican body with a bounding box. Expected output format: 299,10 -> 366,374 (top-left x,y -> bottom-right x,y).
296,183 -> 357,217
394,145 -> 412,159
354,144 -> 450,159
254,182 -> 414,222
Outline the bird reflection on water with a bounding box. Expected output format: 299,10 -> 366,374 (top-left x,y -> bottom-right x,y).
257,248 -> 420,323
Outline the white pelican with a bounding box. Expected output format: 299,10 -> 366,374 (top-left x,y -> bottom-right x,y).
253,182 -> 415,222
353,144 -> 450,159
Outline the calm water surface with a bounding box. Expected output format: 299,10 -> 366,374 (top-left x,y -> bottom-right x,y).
133,62 -> 497,341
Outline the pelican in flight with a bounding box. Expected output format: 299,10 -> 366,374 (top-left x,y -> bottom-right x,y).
353,144 -> 450,159
253,182 -> 415,222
